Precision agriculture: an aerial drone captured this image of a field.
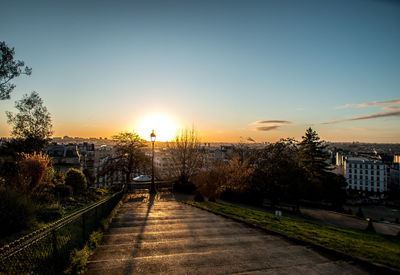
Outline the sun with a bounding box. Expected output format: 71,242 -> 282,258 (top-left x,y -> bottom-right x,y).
136,114 -> 178,142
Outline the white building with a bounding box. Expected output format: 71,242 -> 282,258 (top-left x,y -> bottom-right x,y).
344,157 -> 387,195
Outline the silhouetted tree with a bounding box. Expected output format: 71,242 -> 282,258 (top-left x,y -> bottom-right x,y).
6,92 -> 52,153
0,41 -> 32,100
298,127 -> 330,179
167,128 -> 203,186
102,132 -> 149,185
252,138 -> 304,209
297,128 -> 332,201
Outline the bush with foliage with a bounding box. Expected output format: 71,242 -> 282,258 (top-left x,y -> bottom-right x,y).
194,156 -> 254,198
65,168 -> 87,194
194,192 -> 204,202
17,152 -> 50,192
55,184 -> 73,198
37,204 -> 64,222
0,187 -> 37,239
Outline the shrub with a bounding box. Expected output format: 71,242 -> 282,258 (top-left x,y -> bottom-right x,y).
64,247 -> 89,275
37,204 -> 64,222
55,184 -> 73,198
208,196 -> 216,202
0,187 -> 37,238
65,169 -> 87,194
52,170 -> 65,186
194,192 -> 204,202
18,152 -> 50,191
174,181 -> 196,194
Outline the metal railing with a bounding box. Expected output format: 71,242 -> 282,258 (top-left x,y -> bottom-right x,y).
0,190 -> 123,274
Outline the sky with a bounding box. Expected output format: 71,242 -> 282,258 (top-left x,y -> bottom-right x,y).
0,0 -> 399,143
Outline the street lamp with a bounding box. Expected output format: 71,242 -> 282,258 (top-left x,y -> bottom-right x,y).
150,129 -> 156,194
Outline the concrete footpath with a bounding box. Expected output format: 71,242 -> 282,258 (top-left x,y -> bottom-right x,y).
86,193 -> 369,274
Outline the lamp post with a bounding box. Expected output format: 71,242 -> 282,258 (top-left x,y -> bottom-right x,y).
150,129 -> 156,194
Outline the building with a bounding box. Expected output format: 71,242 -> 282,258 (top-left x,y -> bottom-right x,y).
77,142 -> 95,172
344,156 -> 387,198
46,144 -> 81,173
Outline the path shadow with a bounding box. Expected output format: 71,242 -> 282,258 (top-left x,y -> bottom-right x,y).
123,192 -> 155,275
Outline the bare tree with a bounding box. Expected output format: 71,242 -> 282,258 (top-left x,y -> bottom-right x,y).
167,128 -> 203,184
101,132 -> 149,185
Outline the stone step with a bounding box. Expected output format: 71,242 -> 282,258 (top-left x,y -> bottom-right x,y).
108,219 -> 241,233
90,235 -> 291,261
86,245 -> 335,275
101,226 -> 261,244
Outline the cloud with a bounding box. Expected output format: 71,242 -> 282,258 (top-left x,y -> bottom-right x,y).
251,119 -> 294,131
382,105 -> 400,111
358,98 -> 400,107
256,126 -> 280,131
254,120 -> 293,125
325,110 -> 400,124
335,98 -> 400,109
335,104 -> 356,109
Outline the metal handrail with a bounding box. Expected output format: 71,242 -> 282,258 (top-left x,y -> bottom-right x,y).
0,190 -> 121,259
0,190 -> 123,274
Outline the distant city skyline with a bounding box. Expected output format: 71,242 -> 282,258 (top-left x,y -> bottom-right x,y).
1,0 -> 399,143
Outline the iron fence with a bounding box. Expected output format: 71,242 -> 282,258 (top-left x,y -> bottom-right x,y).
0,190 -> 123,274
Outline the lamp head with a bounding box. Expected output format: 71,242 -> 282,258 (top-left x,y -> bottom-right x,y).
150,129 -> 156,142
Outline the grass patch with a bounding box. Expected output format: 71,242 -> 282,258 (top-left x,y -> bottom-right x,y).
186,201 -> 400,270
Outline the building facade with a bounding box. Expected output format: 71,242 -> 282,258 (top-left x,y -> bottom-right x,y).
344,157 -> 387,196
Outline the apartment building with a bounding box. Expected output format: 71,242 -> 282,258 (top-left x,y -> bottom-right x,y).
344,157 -> 387,196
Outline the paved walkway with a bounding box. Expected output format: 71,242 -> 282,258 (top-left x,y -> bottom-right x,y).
86,193 -> 369,274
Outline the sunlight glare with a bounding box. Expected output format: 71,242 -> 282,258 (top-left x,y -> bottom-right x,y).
136,114 -> 177,141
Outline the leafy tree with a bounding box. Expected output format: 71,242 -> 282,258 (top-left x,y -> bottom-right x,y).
0,41 -> 32,100
194,156 -> 254,198
101,132 -> 148,185
6,91 -> 52,152
297,128 -> 345,206
65,168 -> 87,194
167,128 -> 203,185
252,138 -> 304,208
298,127 -> 331,180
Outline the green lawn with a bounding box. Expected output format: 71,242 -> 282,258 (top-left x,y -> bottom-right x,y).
186,201 -> 400,270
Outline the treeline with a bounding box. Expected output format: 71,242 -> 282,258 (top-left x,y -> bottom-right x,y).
184,128 -> 347,210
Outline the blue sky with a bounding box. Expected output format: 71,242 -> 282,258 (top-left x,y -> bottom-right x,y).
1,0 -> 399,142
